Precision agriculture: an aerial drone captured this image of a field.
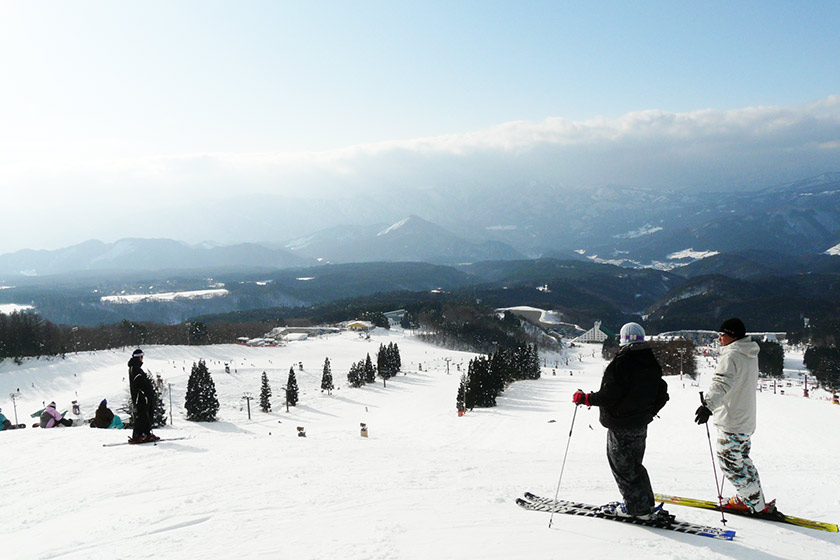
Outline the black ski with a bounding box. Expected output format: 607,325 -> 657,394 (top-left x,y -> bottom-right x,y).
518,493 -> 736,541
102,436 -> 192,447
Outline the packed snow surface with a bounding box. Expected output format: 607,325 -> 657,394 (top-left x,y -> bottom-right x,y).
498,306 -> 562,325
1,330 -> 838,559
667,248 -> 720,261
0,303 -> 34,314
100,288 -> 229,304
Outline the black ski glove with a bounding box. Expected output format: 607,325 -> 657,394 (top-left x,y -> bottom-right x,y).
694,404 -> 712,424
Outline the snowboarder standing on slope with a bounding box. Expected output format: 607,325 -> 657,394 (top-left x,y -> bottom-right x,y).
695,318 -> 772,513
128,349 -> 159,444
572,322 -> 670,522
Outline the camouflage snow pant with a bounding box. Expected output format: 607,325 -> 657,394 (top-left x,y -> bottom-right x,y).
717,431 -> 766,511
607,426 -> 654,516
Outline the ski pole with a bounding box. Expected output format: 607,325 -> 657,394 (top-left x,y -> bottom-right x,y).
549,403 -> 579,528
700,391 -> 727,525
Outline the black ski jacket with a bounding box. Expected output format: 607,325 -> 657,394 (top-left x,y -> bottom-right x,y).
128,357 -> 155,410
588,343 -> 669,429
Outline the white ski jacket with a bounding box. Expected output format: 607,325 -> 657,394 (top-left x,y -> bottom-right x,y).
704,337 -> 760,435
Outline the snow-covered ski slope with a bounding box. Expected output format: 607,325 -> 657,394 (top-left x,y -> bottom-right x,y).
1,329 -> 838,559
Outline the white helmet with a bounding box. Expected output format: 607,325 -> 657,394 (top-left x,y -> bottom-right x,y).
619,322 -> 645,346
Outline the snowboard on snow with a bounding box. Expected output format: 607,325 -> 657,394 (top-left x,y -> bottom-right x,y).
654,493 -> 838,533
517,492 -> 736,541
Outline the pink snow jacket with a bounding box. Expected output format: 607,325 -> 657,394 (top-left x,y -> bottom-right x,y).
704,337 -> 760,435
39,404 -> 64,429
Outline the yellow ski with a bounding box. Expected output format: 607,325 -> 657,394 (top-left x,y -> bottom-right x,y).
654,493 -> 838,533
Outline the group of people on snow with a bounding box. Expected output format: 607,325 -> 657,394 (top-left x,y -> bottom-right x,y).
35,399 -> 125,429
574,317 -> 769,522
4,348 -> 156,444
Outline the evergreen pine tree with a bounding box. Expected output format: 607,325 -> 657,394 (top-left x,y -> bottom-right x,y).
184,359 -> 219,422
467,356 -> 497,408
286,366 -> 299,406
321,357 -> 334,395
377,344 -> 386,376
259,371 -> 272,412
456,373 -> 468,412
602,335 -> 619,360
391,342 -> 401,372
377,342 -> 402,387
517,344 -> 540,380
757,339 -> 785,378
363,353 -> 376,384
347,361 -> 363,388
151,381 -> 168,428
488,349 -> 508,395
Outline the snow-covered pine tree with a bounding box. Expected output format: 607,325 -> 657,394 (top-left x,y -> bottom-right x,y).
363,353 -> 376,384
259,371 -> 272,412
529,343 -> 541,379
151,381 -> 168,427
456,373 -> 468,412
377,343 -> 401,386
321,357 -> 334,395
474,355 -> 499,408
488,348 -> 509,395
286,366 -> 299,406
347,361 -> 363,388
184,359 -> 219,422
390,342 -> 401,372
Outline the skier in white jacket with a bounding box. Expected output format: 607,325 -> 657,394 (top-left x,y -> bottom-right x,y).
695,317 -> 772,514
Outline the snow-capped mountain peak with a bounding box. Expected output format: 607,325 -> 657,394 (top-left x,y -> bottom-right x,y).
378,217 -> 411,237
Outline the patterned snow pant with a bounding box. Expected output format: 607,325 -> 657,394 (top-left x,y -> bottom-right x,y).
607,426 -> 654,516
716,431 -> 766,511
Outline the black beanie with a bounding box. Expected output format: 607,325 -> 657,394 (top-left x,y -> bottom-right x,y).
719,318 -> 746,340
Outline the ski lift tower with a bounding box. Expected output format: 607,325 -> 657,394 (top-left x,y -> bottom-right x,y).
9,390 -> 21,425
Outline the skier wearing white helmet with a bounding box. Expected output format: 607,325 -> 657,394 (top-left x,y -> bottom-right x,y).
573,322 -> 670,522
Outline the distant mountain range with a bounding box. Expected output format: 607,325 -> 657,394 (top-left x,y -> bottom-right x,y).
159,172 -> 840,269
2,173 -> 839,280
0,217 -> 524,279
283,215 -> 524,264
0,238 -> 314,278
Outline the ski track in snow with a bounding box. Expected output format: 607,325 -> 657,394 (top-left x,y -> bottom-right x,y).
0,329 -> 838,559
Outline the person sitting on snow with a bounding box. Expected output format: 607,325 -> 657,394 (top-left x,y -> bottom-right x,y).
0,408 -> 11,431
40,402 -> 73,428
90,399 -> 124,429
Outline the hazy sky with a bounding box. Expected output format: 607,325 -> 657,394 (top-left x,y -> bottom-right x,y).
1,0 -> 839,254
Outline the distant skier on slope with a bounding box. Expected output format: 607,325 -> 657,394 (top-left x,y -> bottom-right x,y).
572,322 -> 670,522
695,318 -> 772,514
128,349 -> 159,444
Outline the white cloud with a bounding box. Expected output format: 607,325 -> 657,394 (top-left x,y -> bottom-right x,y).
2,98 -> 840,253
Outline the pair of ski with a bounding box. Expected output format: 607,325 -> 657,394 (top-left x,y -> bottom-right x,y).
517,492 -> 736,541
102,436 -> 192,447
518,491 -> 838,540
653,493 -> 838,533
